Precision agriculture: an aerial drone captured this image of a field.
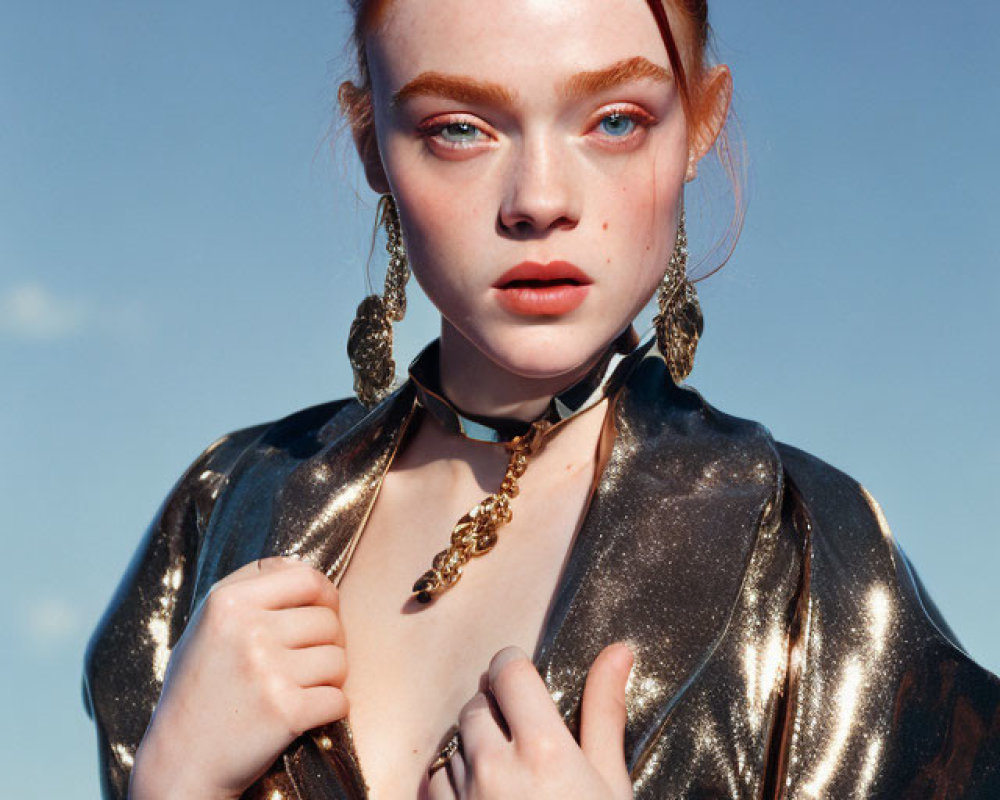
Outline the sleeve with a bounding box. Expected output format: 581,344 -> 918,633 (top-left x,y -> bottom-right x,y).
82,426 -> 264,800
775,443 -> 1000,798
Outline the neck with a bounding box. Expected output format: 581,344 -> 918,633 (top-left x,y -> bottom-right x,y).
437,320 -> 608,423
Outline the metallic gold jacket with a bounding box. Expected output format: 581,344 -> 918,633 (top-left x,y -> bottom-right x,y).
84,345 -> 1000,798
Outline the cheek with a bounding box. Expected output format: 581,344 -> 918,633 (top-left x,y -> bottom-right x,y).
390,166 -> 489,298
601,148 -> 684,290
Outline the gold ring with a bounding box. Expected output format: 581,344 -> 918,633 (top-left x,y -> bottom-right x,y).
428,728 -> 461,776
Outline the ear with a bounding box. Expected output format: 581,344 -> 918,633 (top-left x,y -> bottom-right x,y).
355,123 -> 392,195
685,64 -> 733,182
339,80 -> 392,195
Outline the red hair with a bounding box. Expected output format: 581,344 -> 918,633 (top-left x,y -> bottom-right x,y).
338,0 -> 745,278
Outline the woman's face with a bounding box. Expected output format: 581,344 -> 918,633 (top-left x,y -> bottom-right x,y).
362,0 -> 715,379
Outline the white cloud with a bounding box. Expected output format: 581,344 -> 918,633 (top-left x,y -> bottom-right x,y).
0,282 -> 89,340
24,596 -> 81,646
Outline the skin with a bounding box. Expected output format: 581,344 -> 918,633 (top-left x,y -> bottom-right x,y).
130,557 -> 349,799
128,0 -> 731,798
338,393 -> 626,797
360,0 -> 731,421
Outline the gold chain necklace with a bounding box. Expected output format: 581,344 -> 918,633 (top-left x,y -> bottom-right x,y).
404,333 -> 646,604
411,419 -> 551,603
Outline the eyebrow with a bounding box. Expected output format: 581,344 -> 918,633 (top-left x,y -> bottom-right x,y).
390,56 -> 671,109
559,56 -> 672,100
392,73 -> 515,108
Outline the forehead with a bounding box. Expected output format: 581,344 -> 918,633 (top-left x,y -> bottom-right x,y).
366,0 -> 670,95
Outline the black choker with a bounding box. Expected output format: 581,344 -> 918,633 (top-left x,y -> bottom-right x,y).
406,334 -> 648,445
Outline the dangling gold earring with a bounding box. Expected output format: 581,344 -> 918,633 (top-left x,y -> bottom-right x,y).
654,205 -> 704,384
347,194 -> 410,407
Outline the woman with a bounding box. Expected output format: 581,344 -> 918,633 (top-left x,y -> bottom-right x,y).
83,0 -> 1000,797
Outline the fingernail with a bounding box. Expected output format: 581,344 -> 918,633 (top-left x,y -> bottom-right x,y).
617,642 -> 635,673
489,645 -> 528,680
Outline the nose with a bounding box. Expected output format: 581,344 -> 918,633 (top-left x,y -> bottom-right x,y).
497,132 -> 580,237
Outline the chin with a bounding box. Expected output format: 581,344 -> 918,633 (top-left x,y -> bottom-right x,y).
465,319 -> 625,381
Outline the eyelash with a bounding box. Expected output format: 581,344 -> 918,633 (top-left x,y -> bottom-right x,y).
416,105 -> 656,152
417,118 -> 487,149
593,106 -> 657,144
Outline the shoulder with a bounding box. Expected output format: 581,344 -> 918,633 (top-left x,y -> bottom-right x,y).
149,397 -> 363,529
91,394 -> 371,643
83,394 -> 372,797
680,390 -> 976,667
772,438 -> 911,569
771,439 -> 1000,715
772,439 -> 973,648
766,442 -> 1000,792
190,396 -> 369,482
774,439 -> 878,521
167,395 -> 385,553
208,395 -> 367,458
772,440 -> 892,561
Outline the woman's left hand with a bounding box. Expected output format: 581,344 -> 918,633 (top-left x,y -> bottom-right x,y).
426,642 -> 634,799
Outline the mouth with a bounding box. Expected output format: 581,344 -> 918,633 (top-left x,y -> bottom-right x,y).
492,261 -> 592,316
492,260 -> 593,290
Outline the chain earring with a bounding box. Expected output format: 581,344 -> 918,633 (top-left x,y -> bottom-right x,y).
654,206 -> 704,384
347,194 -> 411,407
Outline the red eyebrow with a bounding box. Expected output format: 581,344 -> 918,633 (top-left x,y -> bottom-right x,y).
391,56 -> 671,108
392,73 -> 516,108
559,56 -> 672,100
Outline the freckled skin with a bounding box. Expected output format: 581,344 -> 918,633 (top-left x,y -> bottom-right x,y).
362,0 -> 706,401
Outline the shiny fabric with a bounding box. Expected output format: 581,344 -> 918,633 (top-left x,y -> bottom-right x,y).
83,340 -> 1000,798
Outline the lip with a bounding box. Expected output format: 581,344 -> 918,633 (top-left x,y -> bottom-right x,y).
492,260 -> 593,289
492,260 -> 593,316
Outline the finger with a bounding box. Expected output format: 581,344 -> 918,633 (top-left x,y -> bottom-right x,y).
285,644 -> 347,688
457,691 -> 509,774
487,646 -> 564,745
446,744 -> 467,794
294,685 -> 349,731
215,555 -> 311,588
271,605 -> 344,648
425,764 -> 457,800
580,642 -> 633,787
216,563 -> 340,612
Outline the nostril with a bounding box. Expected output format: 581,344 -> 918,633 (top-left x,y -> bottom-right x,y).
497,216 -> 539,239
498,215 -> 577,240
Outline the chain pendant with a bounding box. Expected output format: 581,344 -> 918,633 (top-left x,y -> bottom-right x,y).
411,420 -> 550,603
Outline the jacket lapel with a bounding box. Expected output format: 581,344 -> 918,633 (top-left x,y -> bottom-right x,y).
198,386 -> 418,799
532,349 -> 784,767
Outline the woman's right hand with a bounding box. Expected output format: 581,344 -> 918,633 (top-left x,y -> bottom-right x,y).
129,556 -> 348,800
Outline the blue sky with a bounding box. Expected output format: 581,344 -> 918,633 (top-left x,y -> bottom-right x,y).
2,1 -> 998,796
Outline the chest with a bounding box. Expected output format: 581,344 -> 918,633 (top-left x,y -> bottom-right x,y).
336,453 -> 598,799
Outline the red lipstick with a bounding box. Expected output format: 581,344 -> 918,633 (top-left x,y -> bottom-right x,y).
492,260 -> 592,316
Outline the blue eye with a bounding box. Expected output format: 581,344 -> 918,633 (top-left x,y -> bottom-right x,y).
438,121 -> 482,144
598,112 -> 636,137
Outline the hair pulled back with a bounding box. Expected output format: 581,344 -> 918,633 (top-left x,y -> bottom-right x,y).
338,0 -> 744,278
